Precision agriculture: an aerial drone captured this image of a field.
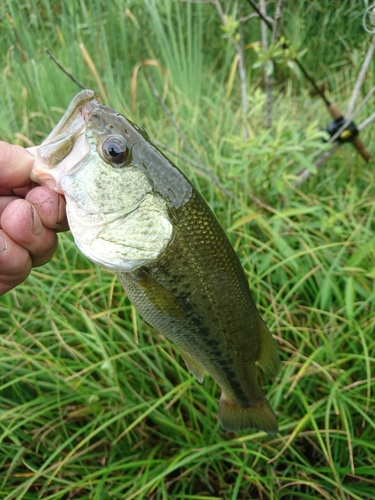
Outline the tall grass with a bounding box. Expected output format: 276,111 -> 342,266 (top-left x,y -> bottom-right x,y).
0,1 -> 374,498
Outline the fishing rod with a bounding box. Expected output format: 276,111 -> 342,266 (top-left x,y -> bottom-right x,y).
246,0 -> 372,162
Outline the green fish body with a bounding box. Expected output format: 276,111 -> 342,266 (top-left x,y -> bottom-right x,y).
30,90 -> 279,433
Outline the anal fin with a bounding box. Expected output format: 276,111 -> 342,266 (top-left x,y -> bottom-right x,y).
218,392 -> 278,434
257,319 -> 279,379
179,348 -> 205,383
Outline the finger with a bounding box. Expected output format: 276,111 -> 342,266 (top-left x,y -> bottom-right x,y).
1,199 -> 58,267
0,196 -> 19,222
13,185 -> 34,197
0,188 -> 17,196
0,230 -> 31,295
25,186 -> 69,232
0,185 -> 35,197
0,141 -> 35,189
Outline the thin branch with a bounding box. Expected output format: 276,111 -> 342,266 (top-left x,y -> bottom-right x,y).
352,84 -> 375,121
271,0 -> 286,43
211,0 -> 225,20
245,0 -> 274,29
259,1 -> 268,61
358,110 -> 375,131
294,144 -> 340,188
224,0 -> 233,16
346,35 -> 375,116
237,0 -> 249,140
45,49 -> 86,90
239,12 -> 259,23
147,76 -> 237,202
259,0 -> 272,128
313,144 -> 340,169
213,0 -> 248,140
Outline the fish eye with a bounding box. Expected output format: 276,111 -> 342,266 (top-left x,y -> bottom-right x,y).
102,136 -> 129,165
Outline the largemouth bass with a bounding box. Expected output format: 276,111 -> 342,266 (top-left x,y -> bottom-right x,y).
30,90 -> 279,433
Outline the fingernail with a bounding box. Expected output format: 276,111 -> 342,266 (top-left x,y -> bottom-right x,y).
30,205 -> 43,235
0,234 -> 8,253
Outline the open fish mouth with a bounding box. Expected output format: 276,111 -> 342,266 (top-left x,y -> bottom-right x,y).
28,89 -> 100,193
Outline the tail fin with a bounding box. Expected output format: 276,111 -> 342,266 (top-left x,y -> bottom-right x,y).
218,393 -> 278,434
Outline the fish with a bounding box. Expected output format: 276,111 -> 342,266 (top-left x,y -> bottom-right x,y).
29,89 -> 279,433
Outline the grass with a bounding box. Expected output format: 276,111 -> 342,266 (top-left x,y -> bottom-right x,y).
0,0 -> 375,498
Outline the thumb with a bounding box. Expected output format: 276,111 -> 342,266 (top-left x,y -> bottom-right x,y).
0,141 -> 35,189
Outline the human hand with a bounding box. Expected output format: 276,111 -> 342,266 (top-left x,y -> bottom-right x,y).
0,141 -> 69,295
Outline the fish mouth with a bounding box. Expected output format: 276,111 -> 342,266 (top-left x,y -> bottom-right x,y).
29,89 -> 100,193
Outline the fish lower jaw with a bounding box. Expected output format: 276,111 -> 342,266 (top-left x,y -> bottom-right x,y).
74,238 -> 151,272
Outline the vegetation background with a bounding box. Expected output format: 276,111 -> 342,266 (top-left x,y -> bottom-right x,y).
0,0 -> 374,498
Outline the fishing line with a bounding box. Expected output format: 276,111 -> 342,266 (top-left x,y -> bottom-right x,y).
45,49 -> 86,90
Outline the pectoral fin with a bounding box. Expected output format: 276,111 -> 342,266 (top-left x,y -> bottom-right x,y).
131,267 -> 185,318
179,348 -> 205,383
257,319 -> 279,379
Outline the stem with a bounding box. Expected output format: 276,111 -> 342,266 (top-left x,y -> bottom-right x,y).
346,35 -> 375,117
237,0 -> 249,140
294,144 -> 340,188
213,0 -> 248,140
358,110 -> 375,131
245,0 -> 273,29
271,0 -> 286,43
259,0 -> 272,129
